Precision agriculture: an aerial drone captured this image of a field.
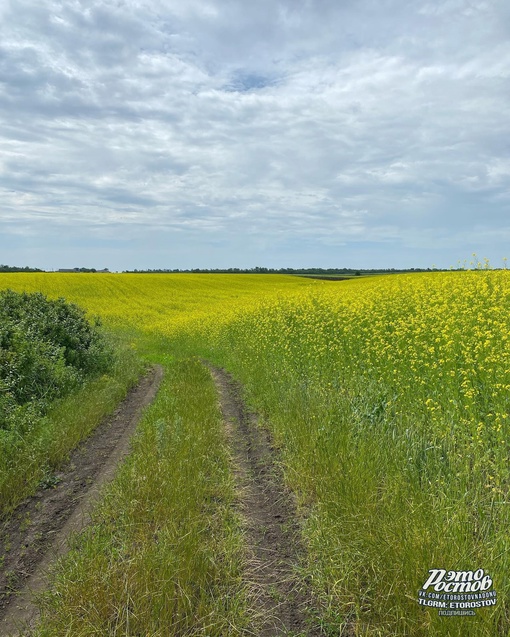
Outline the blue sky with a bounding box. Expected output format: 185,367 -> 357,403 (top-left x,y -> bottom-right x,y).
1,0 -> 509,270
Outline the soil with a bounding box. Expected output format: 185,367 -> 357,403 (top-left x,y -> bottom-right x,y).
0,365 -> 163,637
207,364 -> 325,637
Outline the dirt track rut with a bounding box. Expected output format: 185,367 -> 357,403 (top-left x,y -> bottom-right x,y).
208,364 -> 323,636
0,365 -> 163,637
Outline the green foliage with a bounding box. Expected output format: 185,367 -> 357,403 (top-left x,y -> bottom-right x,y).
0,290 -> 113,432
0,264 -> 42,272
0,329 -> 142,515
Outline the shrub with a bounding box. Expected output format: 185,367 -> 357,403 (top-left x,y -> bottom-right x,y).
0,290 -> 113,431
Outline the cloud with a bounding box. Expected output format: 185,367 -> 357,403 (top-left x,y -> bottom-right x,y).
0,0 -> 509,268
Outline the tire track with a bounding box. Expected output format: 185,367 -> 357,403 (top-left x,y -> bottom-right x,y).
0,365 -> 163,637
207,364 -> 324,637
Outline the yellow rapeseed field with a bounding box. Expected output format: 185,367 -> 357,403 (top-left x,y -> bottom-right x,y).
0,272 -> 319,336
203,269 -> 510,636
1,269 -> 508,636
218,270 -> 510,481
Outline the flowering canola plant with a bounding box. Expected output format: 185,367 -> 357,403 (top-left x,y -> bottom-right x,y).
0,272 -> 318,336
209,270 -> 510,635
1,269 -> 508,635
218,271 -> 510,479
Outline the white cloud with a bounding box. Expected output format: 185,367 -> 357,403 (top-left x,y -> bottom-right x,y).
0,0 -> 509,269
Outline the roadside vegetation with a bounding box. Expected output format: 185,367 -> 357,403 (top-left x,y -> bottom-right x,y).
0,289 -> 142,514
0,270 -> 508,636
200,270 -> 510,636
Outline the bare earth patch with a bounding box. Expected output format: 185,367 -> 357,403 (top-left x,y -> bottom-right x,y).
0,365 -> 163,637
207,364 -> 325,637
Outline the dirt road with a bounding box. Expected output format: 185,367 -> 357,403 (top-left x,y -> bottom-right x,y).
2,363 -> 326,636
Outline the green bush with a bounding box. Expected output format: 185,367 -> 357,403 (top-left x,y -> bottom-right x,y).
0,290 -> 113,432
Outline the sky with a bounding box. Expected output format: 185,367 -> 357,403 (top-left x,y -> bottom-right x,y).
1,0 -> 509,271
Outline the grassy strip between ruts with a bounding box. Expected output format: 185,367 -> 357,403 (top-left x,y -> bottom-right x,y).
0,331 -> 143,516
34,355 -> 249,637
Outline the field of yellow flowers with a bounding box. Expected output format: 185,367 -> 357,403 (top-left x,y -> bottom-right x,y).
0,270 -> 507,636
207,270 -> 510,635
0,272 -> 316,337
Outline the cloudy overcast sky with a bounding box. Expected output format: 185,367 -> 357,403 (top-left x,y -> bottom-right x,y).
1,0 -> 509,270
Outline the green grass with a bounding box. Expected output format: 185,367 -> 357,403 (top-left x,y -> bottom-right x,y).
0,330 -> 143,516
34,355 -> 250,637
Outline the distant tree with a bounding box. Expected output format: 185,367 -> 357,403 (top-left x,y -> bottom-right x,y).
0,264 -> 43,272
